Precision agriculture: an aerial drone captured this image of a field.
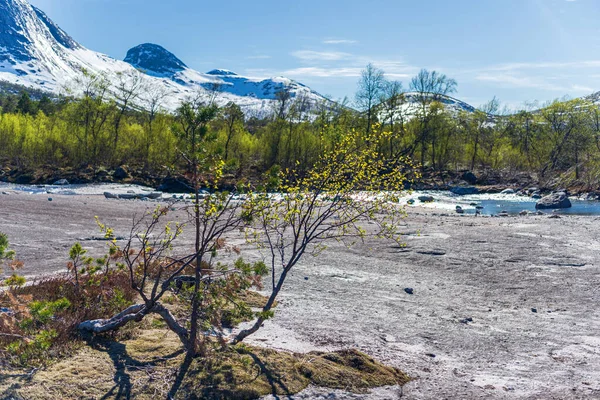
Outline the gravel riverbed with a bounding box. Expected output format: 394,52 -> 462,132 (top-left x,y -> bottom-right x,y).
1,192 -> 599,399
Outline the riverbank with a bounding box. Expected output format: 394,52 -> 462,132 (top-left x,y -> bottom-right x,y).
1,192 -> 599,398
3,162 -> 600,197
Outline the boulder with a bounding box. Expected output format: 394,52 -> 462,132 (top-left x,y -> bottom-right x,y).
158,177 -> 194,193
450,186 -> 479,195
461,171 -> 478,185
104,192 -> 162,200
53,179 -> 69,186
418,195 -> 434,203
15,174 -> 33,184
113,166 -> 130,180
535,192 -> 572,209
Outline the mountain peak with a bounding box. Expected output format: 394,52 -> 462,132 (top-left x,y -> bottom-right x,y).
206,69 -> 238,76
124,43 -> 187,77
0,0 -> 79,65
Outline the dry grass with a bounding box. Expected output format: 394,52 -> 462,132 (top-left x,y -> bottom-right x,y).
237,290 -> 277,309
0,323 -> 409,400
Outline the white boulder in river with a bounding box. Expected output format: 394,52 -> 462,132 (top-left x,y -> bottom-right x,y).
535,192 -> 572,209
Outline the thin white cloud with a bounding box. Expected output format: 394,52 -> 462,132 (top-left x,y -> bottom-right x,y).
286,47 -> 417,80
323,39 -> 358,45
282,67 -> 364,78
291,50 -> 353,61
475,73 -> 568,91
483,60 -> 600,72
571,84 -> 595,92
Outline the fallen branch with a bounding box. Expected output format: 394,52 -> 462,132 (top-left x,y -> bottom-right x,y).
78,304 -> 146,333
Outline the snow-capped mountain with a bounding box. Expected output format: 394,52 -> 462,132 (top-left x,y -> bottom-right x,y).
401,92 -> 476,115
0,0 -> 330,116
123,43 -> 323,104
376,92 -> 478,123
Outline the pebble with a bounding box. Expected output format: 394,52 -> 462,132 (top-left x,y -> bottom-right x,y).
48,197 -> 53,202
460,317 -> 473,324
404,288 -> 414,295
531,308 -> 538,313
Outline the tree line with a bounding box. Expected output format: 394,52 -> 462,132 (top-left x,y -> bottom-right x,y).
1,66 -> 600,188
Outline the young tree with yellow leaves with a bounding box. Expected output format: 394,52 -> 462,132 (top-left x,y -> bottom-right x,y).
234,126 -> 413,343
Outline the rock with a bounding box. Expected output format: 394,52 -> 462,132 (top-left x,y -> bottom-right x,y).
404,288 -> 414,295
531,308 -> 538,313
407,199 -> 415,205
461,171 -> 477,184
455,206 -> 465,214
1,192 -> 8,195
158,177 -> 194,193
498,212 -> 509,217
418,195 -> 434,203
519,210 -> 528,216
536,192 -> 572,209
501,189 -> 515,194
15,174 -> 33,184
113,166 -> 130,180
47,197 -> 52,202
450,186 -> 479,195
103,192 -> 162,200
532,193 -> 542,199
104,192 -> 119,199
425,353 -> 436,358
548,214 -> 561,219
460,317 -> 473,324
53,179 -> 69,186
416,249 -> 446,256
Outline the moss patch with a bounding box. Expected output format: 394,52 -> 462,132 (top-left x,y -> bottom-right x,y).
0,327 -> 409,400
181,346 -> 409,400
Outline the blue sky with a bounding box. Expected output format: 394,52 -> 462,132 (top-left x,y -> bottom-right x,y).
29,0 -> 600,110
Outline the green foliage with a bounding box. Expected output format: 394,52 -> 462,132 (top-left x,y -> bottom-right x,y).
68,242 -> 86,260
0,232 -> 15,262
29,298 -> 72,325
3,274 -> 26,289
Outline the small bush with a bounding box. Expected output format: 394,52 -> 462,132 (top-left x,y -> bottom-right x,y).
0,270 -> 137,367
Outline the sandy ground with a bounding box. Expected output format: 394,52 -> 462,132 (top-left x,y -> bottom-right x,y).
1,191 -> 599,399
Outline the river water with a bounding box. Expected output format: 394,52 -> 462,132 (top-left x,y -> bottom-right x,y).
2,183 -> 600,216
404,191 -> 600,216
